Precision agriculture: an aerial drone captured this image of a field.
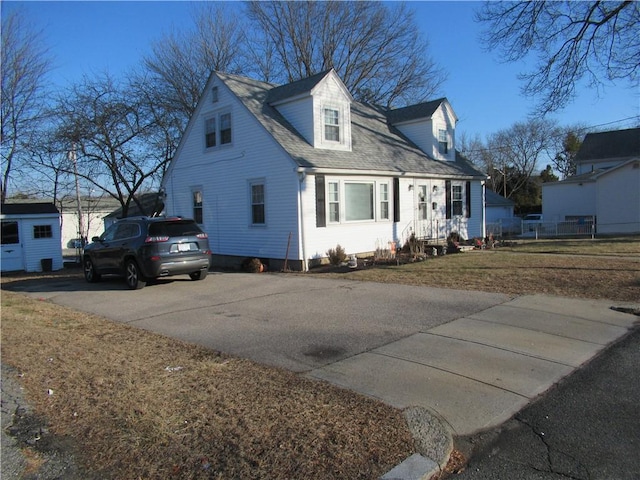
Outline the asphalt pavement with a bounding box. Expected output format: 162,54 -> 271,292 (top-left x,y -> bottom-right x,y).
454,325 -> 640,480
4,272 -> 639,479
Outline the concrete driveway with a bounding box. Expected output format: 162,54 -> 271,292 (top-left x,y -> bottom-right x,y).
6,271 -> 510,372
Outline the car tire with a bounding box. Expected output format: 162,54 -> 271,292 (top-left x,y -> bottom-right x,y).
125,259 -> 146,290
83,258 -> 101,283
189,269 -> 208,281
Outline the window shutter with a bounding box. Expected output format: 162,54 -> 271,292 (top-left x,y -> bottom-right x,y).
393,177 -> 400,223
445,180 -> 452,219
465,181 -> 471,218
315,174 -> 326,228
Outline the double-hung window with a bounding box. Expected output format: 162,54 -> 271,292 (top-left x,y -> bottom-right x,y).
438,129 -> 449,154
379,183 -> 389,220
328,182 -> 340,223
250,181 -> 265,225
205,118 -> 217,148
220,113 -> 232,144
452,184 -> 463,216
324,108 -> 340,142
204,112 -> 232,149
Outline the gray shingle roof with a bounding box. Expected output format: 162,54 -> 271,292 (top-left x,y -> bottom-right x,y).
576,127 -> 640,162
386,99 -> 446,125
1,203 -> 59,215
266,70 -> 332,104
485,189 -> 515,207
217,72 -> 485,179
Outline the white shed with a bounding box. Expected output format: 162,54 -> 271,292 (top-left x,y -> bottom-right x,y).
1,203 -> 64,272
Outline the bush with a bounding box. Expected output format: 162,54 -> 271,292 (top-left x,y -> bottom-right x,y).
241,257 -> 263,273
326,244 -> 347,265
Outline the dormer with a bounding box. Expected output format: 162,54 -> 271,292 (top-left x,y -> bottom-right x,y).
268,70 -> 353,152
387,98 -> 457,161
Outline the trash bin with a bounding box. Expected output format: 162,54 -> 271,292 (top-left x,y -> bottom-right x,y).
41,258 -> 53,272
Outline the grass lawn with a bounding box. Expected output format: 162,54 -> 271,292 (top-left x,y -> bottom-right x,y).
1,237 -> 639,479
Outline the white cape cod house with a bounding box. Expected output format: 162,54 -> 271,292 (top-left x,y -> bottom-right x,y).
162,70 -> 487,270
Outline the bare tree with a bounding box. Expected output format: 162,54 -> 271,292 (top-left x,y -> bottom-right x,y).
247,1 -> 446,107
0,9 -> 52,202
476,1 -> 640,115
51,74 -> 171,217
142,3 -> 248,122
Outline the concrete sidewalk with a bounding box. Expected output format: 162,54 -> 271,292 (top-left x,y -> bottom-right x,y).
308,294 -> 638,477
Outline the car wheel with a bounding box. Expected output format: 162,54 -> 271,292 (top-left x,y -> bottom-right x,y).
189,269 -> 208,281
125,259 -> 146,290
83,258 -> 101,283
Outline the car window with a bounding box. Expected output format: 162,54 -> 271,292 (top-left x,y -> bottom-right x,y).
148,220 -> 202,237
101,224 -> 119,242
114,223 -> 139,240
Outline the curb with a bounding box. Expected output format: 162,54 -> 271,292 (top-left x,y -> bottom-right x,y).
380,406 -> 454,480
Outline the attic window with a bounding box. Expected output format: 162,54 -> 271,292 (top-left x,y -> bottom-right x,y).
324,108 -> 340,142
438,129 -> 449,154
212,87 -> 219,103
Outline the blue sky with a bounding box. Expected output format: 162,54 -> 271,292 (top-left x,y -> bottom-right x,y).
3,0 -> 639,141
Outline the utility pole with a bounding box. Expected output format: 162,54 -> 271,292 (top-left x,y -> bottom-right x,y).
69,143 -> 85,251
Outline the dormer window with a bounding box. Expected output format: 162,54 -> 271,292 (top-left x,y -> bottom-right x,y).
324,108 -> 340,142
438,129 -> 449,154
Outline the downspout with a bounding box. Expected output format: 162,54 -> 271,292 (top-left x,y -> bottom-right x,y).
481,180 -> 487,239
297,170 -> 308,271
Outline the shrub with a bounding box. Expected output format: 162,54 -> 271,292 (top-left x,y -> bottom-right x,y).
326,244 -> 347,265
241,257 -> 263,273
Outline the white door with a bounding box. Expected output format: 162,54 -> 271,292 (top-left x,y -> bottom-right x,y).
1,220 -> 24,271
415,184 -> 431,238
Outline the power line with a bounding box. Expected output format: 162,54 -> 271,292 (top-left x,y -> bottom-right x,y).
460,115 -> 640,156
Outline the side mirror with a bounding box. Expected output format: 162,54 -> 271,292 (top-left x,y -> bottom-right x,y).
92,236 -> 101,243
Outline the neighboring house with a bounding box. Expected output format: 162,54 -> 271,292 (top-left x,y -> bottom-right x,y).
162,69 -> 487,271
485,190 -> 515,224
59,195 -> 122,249
1,202 -> 64,272
542,127 -> 640,234
103,192 -> 165,230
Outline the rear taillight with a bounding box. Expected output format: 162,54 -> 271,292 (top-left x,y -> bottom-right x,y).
197,233 -> 208,239
145,236 -> 169,243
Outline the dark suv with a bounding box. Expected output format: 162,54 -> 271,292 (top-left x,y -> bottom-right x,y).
83,217 -> 211,289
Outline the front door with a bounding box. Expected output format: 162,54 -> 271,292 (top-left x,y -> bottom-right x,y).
415,184 -> 431,239
1,220 -> 24,271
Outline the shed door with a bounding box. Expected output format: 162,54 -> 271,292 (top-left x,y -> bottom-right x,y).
1,220 -> 24,271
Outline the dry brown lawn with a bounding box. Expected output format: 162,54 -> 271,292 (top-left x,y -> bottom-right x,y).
1,291 -> 413,479
1,237 -> 638,479
309,238 -> 640,302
